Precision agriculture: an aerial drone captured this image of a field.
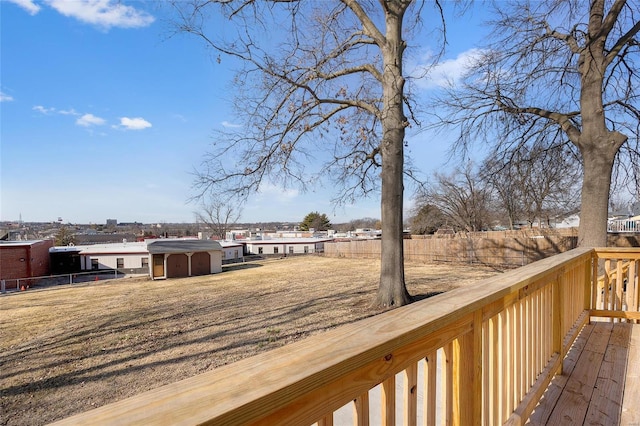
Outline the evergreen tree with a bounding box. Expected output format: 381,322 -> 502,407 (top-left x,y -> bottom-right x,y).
299,212 -> 332,231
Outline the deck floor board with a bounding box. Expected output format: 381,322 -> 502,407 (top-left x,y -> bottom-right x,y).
621,323 -> 640,425
528,322 -> 638,426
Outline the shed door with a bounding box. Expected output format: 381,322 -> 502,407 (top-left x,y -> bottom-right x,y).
152,254 -> 164,278
167,254 -> 188,278
191,252 -> 211,276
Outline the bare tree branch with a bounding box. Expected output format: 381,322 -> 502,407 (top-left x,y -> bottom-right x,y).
433,0 -> 639,246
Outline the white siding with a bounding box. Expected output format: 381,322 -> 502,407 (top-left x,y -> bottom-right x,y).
81,253 -> 148,271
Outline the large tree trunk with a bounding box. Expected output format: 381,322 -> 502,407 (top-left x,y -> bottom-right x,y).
575,0 -> 627,247
578,149 -> 615,247
375,5 -> 411,308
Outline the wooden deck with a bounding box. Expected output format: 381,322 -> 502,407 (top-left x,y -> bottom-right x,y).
528,322 -> 640,425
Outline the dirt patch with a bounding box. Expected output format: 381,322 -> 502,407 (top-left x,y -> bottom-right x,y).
0,256 -> 500,425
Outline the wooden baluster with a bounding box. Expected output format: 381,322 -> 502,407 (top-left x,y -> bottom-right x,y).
483,319 -> 490,426
604,259 -> 611,316
403,363 -> 417,426
592,255 -> 599,311
453,316 -> 480,426
516,299 -> 524,405
499,310 -> 506,422
381,375 -> 395,426
424,352 -> 437,426
444,342 -> 453,426
318,414 -> 333,426
490,314 -> 499,425
353,393 -> 369,426
505,305 -> 514,419
617,260 -> 624,321
632,260 -> 640,324
527,292 -> 533,392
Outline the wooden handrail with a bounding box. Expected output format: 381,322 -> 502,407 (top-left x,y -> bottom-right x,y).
52,247 -> 640,425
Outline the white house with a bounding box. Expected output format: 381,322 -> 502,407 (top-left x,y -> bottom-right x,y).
243,237 -> 333,256
219,240 -> 244,264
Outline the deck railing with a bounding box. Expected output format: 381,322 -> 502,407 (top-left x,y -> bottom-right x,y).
607,218 -> 640,233
53,247 -> 640,426
592,248 -> 640,322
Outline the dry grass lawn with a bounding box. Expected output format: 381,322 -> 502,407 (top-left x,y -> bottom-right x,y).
1,256 -> 500,425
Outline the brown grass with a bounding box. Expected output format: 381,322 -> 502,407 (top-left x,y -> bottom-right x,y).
0,256 -> 500,425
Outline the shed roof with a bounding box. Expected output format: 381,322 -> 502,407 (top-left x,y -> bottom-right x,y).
146,239 -> 222,254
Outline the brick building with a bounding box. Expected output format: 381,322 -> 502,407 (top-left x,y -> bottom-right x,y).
0,240 -> 54,288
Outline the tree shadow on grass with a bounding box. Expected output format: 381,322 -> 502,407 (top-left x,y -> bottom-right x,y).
412,291 -> 445,302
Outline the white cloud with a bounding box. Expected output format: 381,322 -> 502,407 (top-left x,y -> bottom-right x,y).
6,0 -> 41,15
222,121 -> 242,128
410,48 -> 485,90
118,116 -> 152,130
33,105 -> 56,114
1,91 -> 15,102
76,113 -> 106,127
46,0 -> 155,29
172,113 -> 187,123
58,108 -> 79,116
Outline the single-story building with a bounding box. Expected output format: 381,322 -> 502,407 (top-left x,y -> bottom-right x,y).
0,239 -> 53,288
242,238 -> 333,256
74,242 -> 150,274
147,239 -> 222,280
49,239 -> 223,280
219,240 -> 244,264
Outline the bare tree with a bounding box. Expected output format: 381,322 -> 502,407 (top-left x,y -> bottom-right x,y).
172,1 -> 446,307
409,203 -> 446,234
436,0 -> 640,247
195,196 -> 243,240
480,144 -> 582,229
421,165 -> 493,232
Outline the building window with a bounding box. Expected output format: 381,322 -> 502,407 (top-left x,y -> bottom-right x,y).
304,246 -> 309,253
273,247 -> 279,254
141,257 -> 149,269
116,258 -> 124,269
289,246 -> 294,254
258,247 -> 263,254
91,259 -> 99,270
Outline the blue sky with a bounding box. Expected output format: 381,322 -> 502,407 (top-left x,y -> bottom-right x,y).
1,0 -> 487,225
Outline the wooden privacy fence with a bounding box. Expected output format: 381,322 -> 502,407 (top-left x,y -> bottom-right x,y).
325,233 -> 578,268
53,247 -> 640,425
